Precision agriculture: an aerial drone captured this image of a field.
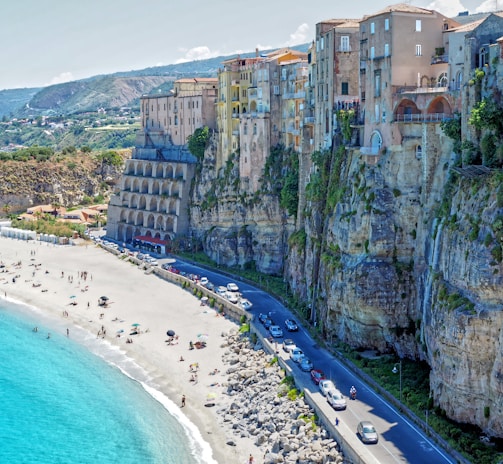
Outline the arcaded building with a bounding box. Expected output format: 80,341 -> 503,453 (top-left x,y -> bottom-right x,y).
106,78 -> 218,249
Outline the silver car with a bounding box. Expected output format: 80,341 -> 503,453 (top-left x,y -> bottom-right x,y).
357,421 -> 378,444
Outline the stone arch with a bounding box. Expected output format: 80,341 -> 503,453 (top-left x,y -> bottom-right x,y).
140,179 -> 149,194
132,178 -> 141,193
160,180 -> 170,195
130,194 -> 138,209
420,75 -> 430,87
168,199 -> 177,215
165,164 -> 174,179
151,180 -> 160,195
128,210 -> 135,225
120,210 -> 128,222
135,211 -> 144,227
123,177 -> 132,191
155,215 -> 164,231
394,98 -> 421,121
125,161 -> 135,175
158,198 -> 168,213
125,225 -> 134,243
138,195 -> 147,210
369,131 -> 382,154
154,163 -> 163,178
146,213 -> 155,229
426,96 -> 452,116
174,165 -> 184,180
172,182 -> 180,198
143,162 -> 153,178
147,196 -> 157,211
166,216 -> 175,232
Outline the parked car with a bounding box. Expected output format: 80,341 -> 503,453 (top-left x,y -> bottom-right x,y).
225,292 -> 239,304
299,357 -> 314,372
216,286 -> 227,297
327,389 -> 347,410
310,369 -> 326,385
282,339 -> 296,353
357,421 -> 378,444
205,282 -> 215,292
290,347 -> 304,363
200,277 -> 209,286
269,325 -> 283,338
284,319 -> 299,332
239,299 -> 253,311
258,313 -> 269,324
226,282 -> 240,292
319,379 -> 337,397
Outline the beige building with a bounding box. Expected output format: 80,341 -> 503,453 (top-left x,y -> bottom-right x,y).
106,78 -> 218,246
359,4 -> 459,161
312,19 -> 360,151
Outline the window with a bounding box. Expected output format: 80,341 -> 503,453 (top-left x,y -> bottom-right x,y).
384,43 -> 390,57
374,72 -> 381,97
341,36 -> 350,52
321,37 -> 324,50
416,145 -> 422,159
416,44 -> 422,56
416,20 -> 422,31
341,82 -> 349,95
370,22 -> 375,34
253,123 -> 257,135
370,46 -> 375,59
374,103 -> 380,122
243,124 -> 248,135
438,72 -> 448,87
385,18 -> 389,31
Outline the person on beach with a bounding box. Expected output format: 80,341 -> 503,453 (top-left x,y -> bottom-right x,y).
249,454 -> 254,464
181,395 -> 186,407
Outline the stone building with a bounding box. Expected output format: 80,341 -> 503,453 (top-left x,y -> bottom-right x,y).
106,78 -> 218,248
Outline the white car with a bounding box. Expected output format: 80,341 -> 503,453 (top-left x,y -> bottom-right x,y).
319,379 -> 336,397
239,299 -> 253,310
290,347 -> 304,363
225,292 -> 239,304
226,282 -> 240,292
282,339 -> 296,352
327,389 -> 347,410
200,277 -> 209,286
216,286 -> 227,297
269,325 -> 283,338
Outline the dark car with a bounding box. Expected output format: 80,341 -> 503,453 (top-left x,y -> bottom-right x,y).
284,319 -> 298,332
258,313 -> 269,324
263,318 -> 274,330
310,369 -> 326,385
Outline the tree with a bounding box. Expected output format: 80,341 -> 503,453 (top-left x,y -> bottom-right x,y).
187,126 -> 210,160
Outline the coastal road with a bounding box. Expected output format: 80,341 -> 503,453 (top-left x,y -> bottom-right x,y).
155,257 -> 457,464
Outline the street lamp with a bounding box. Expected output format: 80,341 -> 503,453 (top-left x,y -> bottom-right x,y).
392,360 -> 402,403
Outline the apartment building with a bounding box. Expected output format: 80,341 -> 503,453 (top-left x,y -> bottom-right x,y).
312,19 -> 360,151
359,4 -> 460,161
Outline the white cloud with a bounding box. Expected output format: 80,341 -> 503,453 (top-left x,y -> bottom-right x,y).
283,23 -> 310,47
475,0 -> 500,12
175,46 -> 221,63
47,72 -> 75,86
426,0 -> 468,16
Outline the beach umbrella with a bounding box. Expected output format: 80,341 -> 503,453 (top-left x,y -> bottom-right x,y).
131,323 -> 141,327
100,296 -> 109,301
117,329 -> 124,334
166,329 -> 176,337
69,295 -> 76,299
205,392 -> 217,407
197,333 -> 208,342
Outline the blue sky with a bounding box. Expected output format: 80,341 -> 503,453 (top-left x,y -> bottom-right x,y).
0,0 -> 490,90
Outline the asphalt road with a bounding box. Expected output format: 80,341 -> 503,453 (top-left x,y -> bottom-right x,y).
160,256 -> 458,464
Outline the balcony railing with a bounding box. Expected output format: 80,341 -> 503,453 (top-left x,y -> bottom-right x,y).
431,54 -> 448,65
397,86 -> 448,95
304,116 -> 315,124
394,113 -> 451,123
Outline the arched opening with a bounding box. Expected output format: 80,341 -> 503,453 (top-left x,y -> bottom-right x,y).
394,98 -> 421,122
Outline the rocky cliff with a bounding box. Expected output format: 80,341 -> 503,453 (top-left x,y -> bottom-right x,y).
189,124 -> 503,438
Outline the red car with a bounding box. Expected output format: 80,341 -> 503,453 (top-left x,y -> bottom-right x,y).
310,369 -> 326,385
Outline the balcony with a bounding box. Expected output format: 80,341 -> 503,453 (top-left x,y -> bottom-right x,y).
394,113 -> 452,123
431,54 -> 448,65
304,116 -> 315,124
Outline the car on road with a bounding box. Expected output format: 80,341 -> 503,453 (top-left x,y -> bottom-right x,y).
319,379 -> 337,397
327,389 -> 347,410
258,313 -> 269,323
205,282 -> 215,292
263,317 -> 274,330
299,357 -> 314,372
239,299 -> 253,311
216,286 -> 227,297
284,319 -> 299,332
200,277 -> 209,286
357,421 -> 378,444
227,282 -> 240,292
290,347 -> 304,363
310,369 -> 326,385
282,339 -> 296,353
225,291 -> 239,304
269,325 -> 283,338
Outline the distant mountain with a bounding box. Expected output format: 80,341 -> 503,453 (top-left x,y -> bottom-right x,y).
0,44 -> 309,119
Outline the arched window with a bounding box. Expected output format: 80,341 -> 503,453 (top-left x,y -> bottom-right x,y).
456,71 -> 463,90
479,47 -> 489,67
438,72 -> 448,87
253,123 -> 257,135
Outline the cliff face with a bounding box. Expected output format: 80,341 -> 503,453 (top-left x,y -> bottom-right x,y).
190,124 -> 503,436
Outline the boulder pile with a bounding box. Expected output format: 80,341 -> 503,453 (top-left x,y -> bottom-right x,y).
217,332 -> 346,464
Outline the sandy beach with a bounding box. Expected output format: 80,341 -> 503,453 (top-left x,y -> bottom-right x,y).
0,236 -> 259,464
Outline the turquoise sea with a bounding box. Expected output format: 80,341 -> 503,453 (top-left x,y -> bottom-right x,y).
0,298 -> 216,464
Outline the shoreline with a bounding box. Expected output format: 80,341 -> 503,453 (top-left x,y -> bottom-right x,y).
0,237 -> 258,464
